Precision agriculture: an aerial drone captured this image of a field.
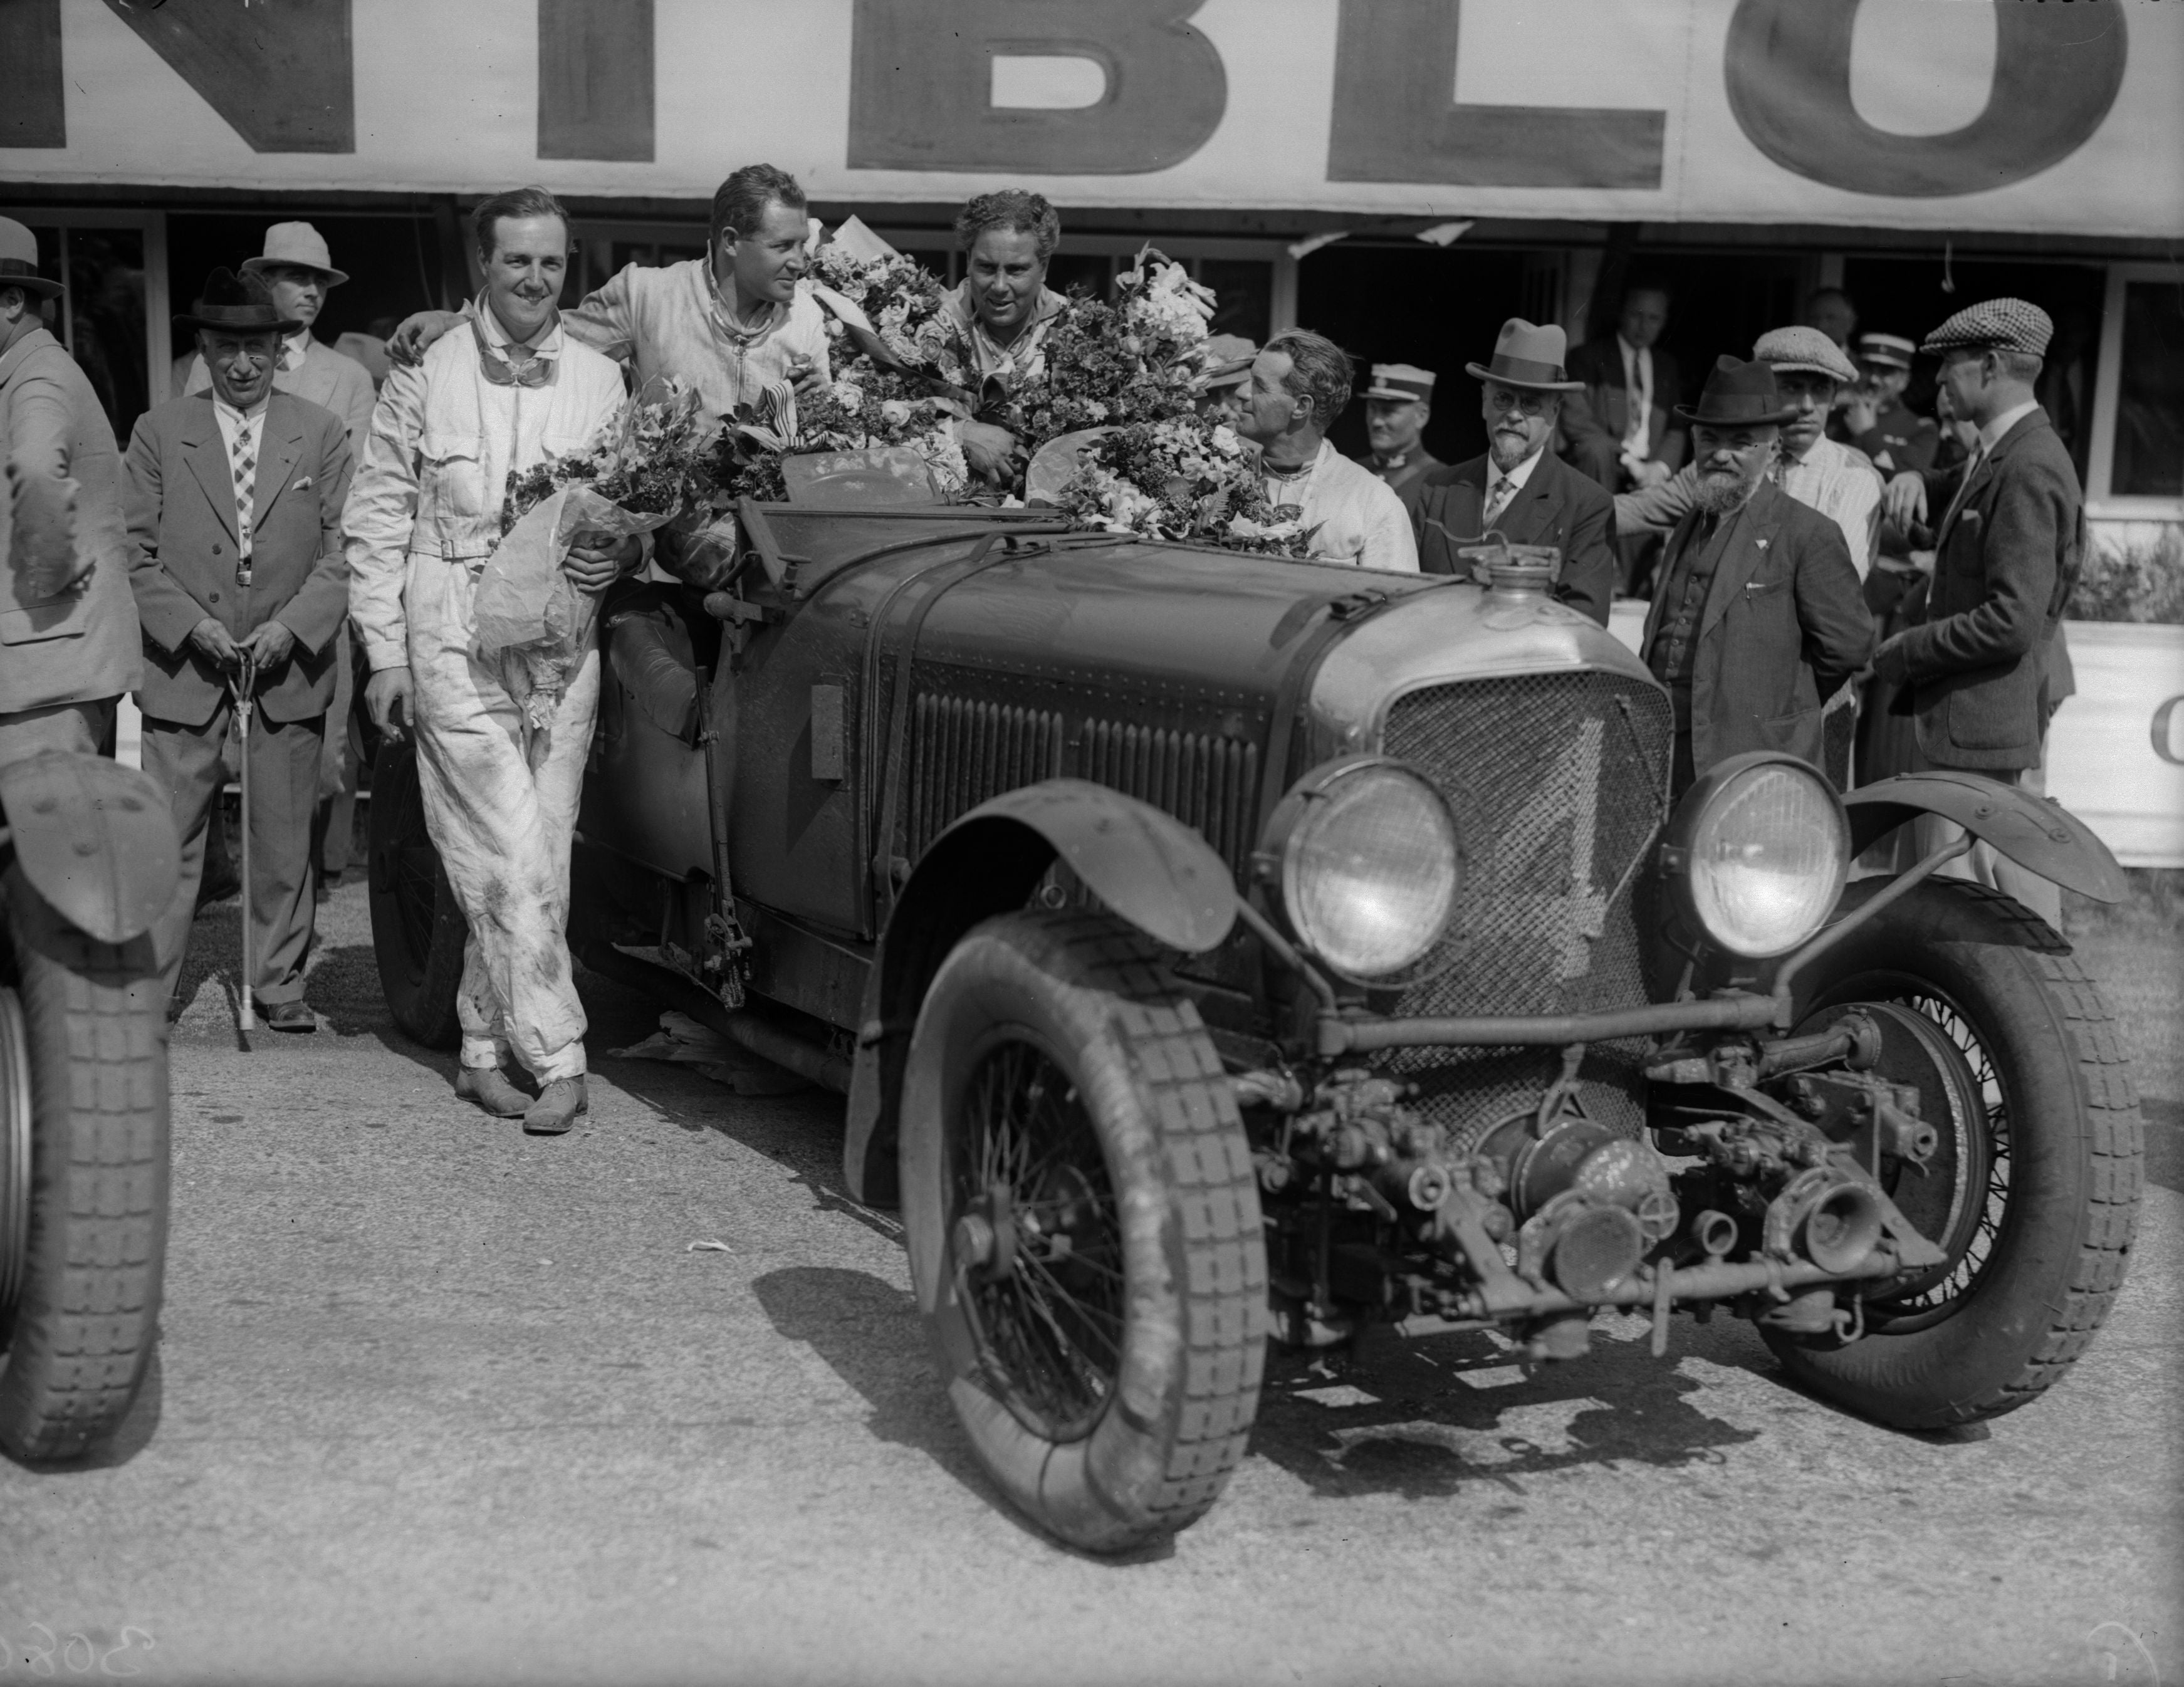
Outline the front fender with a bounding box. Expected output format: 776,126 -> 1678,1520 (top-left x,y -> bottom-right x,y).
0,751 -> 179,944
841,779 -> 1240,1206
1846,771 -> 2125,903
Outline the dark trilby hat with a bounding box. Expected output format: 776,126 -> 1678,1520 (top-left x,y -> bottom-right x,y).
1465,318 -> 1584,393
174,267 -> 301,337
1675,355 -> 1799,427
0,216 -> 63,300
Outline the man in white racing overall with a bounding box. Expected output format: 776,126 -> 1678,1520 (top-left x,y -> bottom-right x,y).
344,186 -> 637,1134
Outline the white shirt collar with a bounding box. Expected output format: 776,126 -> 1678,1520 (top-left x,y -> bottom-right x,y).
1977,398 -> 2040,453
474,296 -> 564,358
212,392 -> 269,427
285,329 -> 311,360
1490,446 -> 1546,494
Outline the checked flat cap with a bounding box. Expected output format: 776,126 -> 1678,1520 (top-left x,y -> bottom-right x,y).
1752,325 -> 1857,384
1921,297 -> 2053,358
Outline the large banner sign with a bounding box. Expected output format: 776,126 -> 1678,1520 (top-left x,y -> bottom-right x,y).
3,0 -> 2179,238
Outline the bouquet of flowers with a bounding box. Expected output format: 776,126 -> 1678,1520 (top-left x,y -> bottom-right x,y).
475,378 -> 719,727
808,216 -> 964,386
1054,415 -> 1313,556
714,372 -> 973,506
1004,248 -> 1217,452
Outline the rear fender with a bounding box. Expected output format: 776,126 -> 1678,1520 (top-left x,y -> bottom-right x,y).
842,779 -> 1239,1205
1845,771 -> 2125,904
0,751 -> 179,944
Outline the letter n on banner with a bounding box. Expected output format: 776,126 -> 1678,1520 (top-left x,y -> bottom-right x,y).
849,0 -> 1226,174
1723,0 -> 2125,197
1329,0 -> 1664,188
0,0 -> 65,148
100,0 -> 353,152
540,0 -> 655,162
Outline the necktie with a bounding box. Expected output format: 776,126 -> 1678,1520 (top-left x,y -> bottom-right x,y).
1482,474 -> 1515,529
228,414 -> 257,584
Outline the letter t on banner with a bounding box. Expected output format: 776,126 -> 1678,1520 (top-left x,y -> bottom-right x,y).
1328,0 -> 1664,188
848,0 -> 1226,174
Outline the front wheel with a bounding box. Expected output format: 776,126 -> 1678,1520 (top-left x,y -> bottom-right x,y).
1,867 -> 169,1461
901,911 -> 1266,1552
366,741 -> 464,1050
1762,880 -> 2143,1428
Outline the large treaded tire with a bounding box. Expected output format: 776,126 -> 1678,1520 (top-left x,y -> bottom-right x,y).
367,741 -> 464,1050
1763,879 -> 2142,1428
901,910 -> 1267,1552
0,867 -> 169,1462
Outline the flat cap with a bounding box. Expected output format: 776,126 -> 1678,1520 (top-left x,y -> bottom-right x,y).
1752,325 -> 1857,384
1921,297 -> 2052,358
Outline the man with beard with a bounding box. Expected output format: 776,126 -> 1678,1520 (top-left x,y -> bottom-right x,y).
1357,363 -> 1443,499
1639,358 -> 1873,798
1406,320 -> 1615,624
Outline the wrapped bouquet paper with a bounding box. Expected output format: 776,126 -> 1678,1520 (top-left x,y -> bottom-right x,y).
476,378 -> 718,728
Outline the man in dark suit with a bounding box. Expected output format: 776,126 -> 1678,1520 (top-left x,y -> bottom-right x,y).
0,216 -> 142,763
1640,358 -> 1874,798
121,270 -> 352,1027
1878,298 -> 2080,927
1559,281 -> 1685,494
1406,319 -> 1616,625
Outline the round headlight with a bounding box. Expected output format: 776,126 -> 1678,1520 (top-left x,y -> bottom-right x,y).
1272,761 -> 1461,983
1678,758 -> 1849,958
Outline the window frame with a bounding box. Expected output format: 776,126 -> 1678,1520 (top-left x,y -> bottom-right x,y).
0,205 -> 172,405
2086,259 -> 2184,519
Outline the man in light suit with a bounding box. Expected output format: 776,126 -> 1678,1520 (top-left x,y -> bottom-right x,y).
1878,299 -> 2082,927
122,270 -> 353,1028
180,222 -> 375,894
0,217 -> 142,763
1559,281 -> 1686,494
1405,319 -> 1617,625
1640,358 -> 1874,800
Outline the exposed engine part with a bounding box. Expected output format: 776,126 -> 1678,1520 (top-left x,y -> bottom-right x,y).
1646,1010 -> 1884,1089
1517,1191 -> 1646,1301
1687,1208 -> 1740,1259
1765,1167 -> 1886,1274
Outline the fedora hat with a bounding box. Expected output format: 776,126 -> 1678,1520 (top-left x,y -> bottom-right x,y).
0,216 -> 63,301
173,268 -> 303,337
1675,355 -> 1799,427
1465,319 -> 1584,393
1202,333 -> 1256,390
241,221 -> 349,288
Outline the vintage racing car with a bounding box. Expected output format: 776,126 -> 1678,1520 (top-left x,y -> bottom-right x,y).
1,749 -> 177,1462
369,505 -> 2145,1552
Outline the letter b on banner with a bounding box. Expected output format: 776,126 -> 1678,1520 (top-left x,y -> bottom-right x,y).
849,0 -> 1226,174
1725,0 -> 2126,196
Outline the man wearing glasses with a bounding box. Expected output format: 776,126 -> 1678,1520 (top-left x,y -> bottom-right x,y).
1406,319 -> 1617,625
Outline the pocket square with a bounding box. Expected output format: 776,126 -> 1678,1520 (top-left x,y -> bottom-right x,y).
292,474 -> 314,490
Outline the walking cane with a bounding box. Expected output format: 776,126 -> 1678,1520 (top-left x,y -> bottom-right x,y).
227,650 -> 259,1033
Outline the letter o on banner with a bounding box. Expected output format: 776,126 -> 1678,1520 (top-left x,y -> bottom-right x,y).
2153,696 -> 2184,768
1723,0 -> 2127,197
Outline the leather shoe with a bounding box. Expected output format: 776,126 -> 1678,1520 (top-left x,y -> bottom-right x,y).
456,1066 -> 531,1118
523,1076 -> 587,1136
259,999 -> 316,1033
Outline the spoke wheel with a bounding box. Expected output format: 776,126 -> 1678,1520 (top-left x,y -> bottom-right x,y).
1763,880 -> 2143,1429
902,910 -> 1267,1552
366,741 -> 466,1049
953,1040 -> 1126,1443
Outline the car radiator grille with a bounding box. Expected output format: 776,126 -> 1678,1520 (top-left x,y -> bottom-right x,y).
904,694 -> 1260,877
1380,671 -> 1674,1150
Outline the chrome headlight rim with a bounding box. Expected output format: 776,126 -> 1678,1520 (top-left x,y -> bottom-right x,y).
1662,751 -> 1851,960
1260,756 -> 1465,988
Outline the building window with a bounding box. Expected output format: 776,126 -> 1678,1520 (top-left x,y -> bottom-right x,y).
2113,279 -> 2184,499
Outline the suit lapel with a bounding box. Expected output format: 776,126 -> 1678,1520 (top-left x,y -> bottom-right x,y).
1497,457 -> 1559,544
1935,451 -> 1995,549
179,405 -> 241,545
252,399 -> 306,527
1641,512 -> 1701,659
1701,491 -> 1779,639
